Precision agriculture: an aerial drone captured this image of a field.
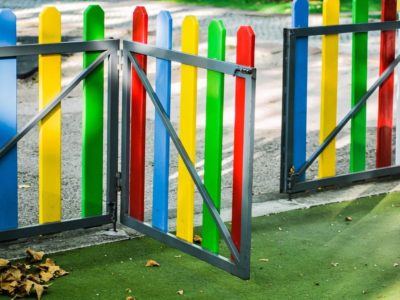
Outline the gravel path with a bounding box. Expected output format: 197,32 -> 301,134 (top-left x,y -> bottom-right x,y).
1,0 -> 400,256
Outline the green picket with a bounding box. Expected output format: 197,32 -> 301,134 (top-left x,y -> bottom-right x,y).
202,20 -> 226,253
350,0 -> 368,172
82,5 -> 105,216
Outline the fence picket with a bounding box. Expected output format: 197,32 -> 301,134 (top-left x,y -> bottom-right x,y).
130,6 -> 148,221
176,16 -> 199,243
377,0 -> 397,168
232,26 -> 255,251
38,7 -> 62,224
202,19 -> 226,254
0,9 -> 17,230
350,0 -> 368,173
318,0 -> 339,178
292,0 -> 309,181
82,4 -> 105,217
152,11 -> 172,232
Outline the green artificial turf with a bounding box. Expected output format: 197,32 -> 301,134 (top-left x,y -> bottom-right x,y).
4,193 -> 400,299
154,0 -> 382,15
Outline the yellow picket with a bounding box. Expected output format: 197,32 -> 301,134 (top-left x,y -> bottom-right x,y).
176,16 -> 199,242
38,7 -> 62,223
319,0 -> 339,178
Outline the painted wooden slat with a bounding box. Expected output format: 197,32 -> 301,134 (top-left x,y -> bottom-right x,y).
292,0 -> 309,181
377,0 -> 397,168
130,6 -> 148,221
176,16 -> 199,243
318,0 -> 339,178
396,2 -> 400,165
0,9 -> 17,231
38,7 -> 62,224
82,4 -> 105,217
152,11 -> 172,232
232,26 -> 255,251
350,0 -> 368,173
202,19 -> 226,254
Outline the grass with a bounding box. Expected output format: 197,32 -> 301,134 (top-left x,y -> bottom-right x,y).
3,192 -> 400,299
155,0 -> 382,15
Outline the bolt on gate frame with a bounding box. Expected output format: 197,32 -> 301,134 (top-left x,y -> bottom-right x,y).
120,40 -> 257,279
281,21 -> 400,195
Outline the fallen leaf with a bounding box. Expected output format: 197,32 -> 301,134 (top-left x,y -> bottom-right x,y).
39,258 -> 56,268
33,283 -> 47,300
39,270 -> 53,283
345,216 -> 352,222
145,260 -> 160,267
126,296 -> 135,300
193,235 -> 202,245
1,280 -> 18,294
177,290 -> 184,295
259,258 -> 269,262
26,248 -> 45,262
0,258 -> 10,268
23,279 -> 35,295
331,262 -> 339,267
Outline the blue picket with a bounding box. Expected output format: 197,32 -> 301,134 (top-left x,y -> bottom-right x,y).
0,9 -> 18,231
292,0 -> 309,181
152,11 -> 172,232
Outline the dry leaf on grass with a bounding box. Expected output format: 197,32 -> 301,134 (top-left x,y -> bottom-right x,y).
126,296 -> 135,300
0,250 -> 66,299
26,248 -> 45,262
39,270 -> 53,283
177,290 -> 184,295
0,259 -> 10,268
193,235 -> 202,245
145,260 -> 160,267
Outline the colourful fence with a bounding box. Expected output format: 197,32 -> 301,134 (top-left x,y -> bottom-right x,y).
0,4 -> 256,277
291,0 -> 399,180
0,5 -> 107,231
126,6 -> 255,255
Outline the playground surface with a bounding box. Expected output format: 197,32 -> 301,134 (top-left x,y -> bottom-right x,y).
2,191 -> 400,299
1,0 -> 400,260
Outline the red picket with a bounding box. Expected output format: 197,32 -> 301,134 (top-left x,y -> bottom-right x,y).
130,6 -> 148,220
376,0 -> 397,167
232,26 -> 255,251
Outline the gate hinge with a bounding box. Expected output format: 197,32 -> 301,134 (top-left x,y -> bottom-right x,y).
116,171 -> 122,192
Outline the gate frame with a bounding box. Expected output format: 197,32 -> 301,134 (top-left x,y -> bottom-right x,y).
0,39 -> 120,241
119,40 -> 257,279
280,21 -> 400,194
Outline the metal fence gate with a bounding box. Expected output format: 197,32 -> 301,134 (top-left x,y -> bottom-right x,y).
0,38 -> 256,280
281,20 -> 400,194
119,40 -> 257,279
0,39 -> 119,241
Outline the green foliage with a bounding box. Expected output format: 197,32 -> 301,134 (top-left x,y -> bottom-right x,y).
154,0 -> 382,14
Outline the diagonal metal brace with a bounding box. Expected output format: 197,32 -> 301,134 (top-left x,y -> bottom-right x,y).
0,50 -> 110,160
127,50 -> 241,264
292,53 -> 400,182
